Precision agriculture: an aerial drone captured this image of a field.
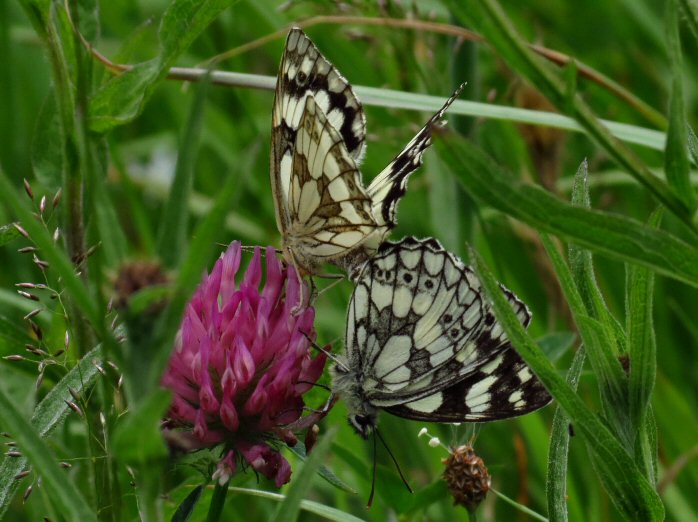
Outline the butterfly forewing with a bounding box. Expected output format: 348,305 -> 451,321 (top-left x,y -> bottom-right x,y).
367,83 -> 465,227
271,28 -> 463,276
285,95 -> 382,271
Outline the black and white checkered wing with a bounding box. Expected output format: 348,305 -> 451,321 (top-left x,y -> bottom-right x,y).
346,237 -> 550,423
271,28 -> 366,237
366,84 -> 464,227
285,96 -> 381,271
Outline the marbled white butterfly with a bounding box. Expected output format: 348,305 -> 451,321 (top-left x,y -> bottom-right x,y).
332,236 -> 551,438
270,28 -> 463,277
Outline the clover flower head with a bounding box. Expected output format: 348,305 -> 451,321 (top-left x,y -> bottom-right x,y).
162,242 -> 327,487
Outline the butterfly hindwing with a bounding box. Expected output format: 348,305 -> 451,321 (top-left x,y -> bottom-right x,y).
339,236 -> 551,429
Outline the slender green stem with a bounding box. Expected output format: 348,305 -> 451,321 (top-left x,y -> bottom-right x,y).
205,482 -> 229,522
491,488 -> 549,522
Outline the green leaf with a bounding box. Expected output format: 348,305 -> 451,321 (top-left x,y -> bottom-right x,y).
229,486 -> 366,522
436,134 -> 698,288
287,441 -> 356,493
626,210 -> 661,477
89,0 -> 240,132
470,247 -> 664,521
0,345 -> 103,520
171,484 -> 204,522
270,427 -> 337,522
541,232 -> 630,444
112,388 -> 171,463
664,0 -> 694,209
156,72 -> 210,268
0,223 -> 20,246
444,0 -> 692,226
547,346 -> 585,522
677,0 -> 698,45
536,331 -> 576,363
31,93 -> 63,191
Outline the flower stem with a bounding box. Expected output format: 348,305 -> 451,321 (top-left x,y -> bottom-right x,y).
205,482 -> 229,522
491,488 -> 548,522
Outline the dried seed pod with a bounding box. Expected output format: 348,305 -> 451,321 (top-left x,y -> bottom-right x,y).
4,355 -> 25,362
17,291 -> 39,301
305,424 -> 320,454
64,399 -> 83,417
16,283 -> 37,289
6,451 -> 22,458
23,179 -> 34,199
22,484 -> 33,502
24,309 -> 42,320
29,321 -> 43,340
14,469 -> 31,480
442,444 -> 491,512
13,223 -> 30,239
52,188 -> 62,209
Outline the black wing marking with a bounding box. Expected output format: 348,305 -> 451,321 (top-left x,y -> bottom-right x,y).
366,83 -> 465,227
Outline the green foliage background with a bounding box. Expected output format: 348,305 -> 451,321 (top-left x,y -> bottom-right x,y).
0,0 -> 696,520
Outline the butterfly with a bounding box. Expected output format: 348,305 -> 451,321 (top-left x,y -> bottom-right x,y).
270,28 -> 464,278
332,236 -> 551,438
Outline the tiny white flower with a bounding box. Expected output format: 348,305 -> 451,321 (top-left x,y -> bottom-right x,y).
428,437 -> 441,447
418,427 -> 428,438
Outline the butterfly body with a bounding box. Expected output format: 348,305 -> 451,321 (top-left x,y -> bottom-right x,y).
271,28 -> 463,277
333,237 -> 551,438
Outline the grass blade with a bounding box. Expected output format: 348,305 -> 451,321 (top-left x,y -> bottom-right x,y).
444,0 -> 693,227
269,427 -> 337,522
156,73 -> 210,268
230,486 -> 365,522
436,134 -> 698,288
664,0 -> 694,209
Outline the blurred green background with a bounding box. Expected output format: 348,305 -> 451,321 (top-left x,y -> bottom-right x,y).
1,0 -> 696,520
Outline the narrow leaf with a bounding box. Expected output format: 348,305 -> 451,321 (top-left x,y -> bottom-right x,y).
436,134 -> 698,288
470,248 -> 664,521
546,346 -> 585,522
0,223 -> 20,246
270,427 -> 337,522
112,389 -> 170,463
0,345 -> 103,516
287,442 -> 356,493
444,0 -> 692,225
664,0 -> 694,208
156,72 -> 210,268
230,486 -> 366,522
0,349 -> 103,520
89,0 -> 240,131
170,484 -> 204,522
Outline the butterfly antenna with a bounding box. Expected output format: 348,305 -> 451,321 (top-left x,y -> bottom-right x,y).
376,428 -> 413,494
367,430 -> 378,507
300,331 -> 350,373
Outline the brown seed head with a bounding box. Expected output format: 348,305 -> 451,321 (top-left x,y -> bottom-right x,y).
442,444 -> 491,512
